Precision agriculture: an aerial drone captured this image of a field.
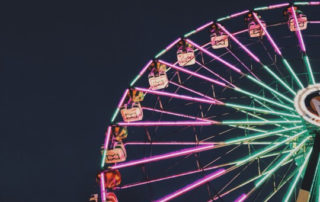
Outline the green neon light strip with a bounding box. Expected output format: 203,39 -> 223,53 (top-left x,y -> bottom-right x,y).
130,74 -> 141,87
226,126 -> 303,144
282,58 -> 304,89
155,49 -> 166,59
283,148 -> 313,202
255,136 -> 311,188
101,149 -> 107,168
111,108 -> 120,123
217,16 -> 230,22
304,55 -> 316,84
235,130 -> 307,166
234,87 -> 294,111
246,75 -> 294,104
254,6 -> 269,11
222,119 -> 302,125
184,30 -> 197,38
261,65 -> 296,95
233,125 -> 266,133
225,103 -> 299,118
294,2 -> 310,5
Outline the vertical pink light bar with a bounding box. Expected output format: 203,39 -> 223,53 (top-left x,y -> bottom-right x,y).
117,121 -> 214,127
235,194 -> 247,202
269,3 -> 289,9
186,39 -> 242,73
100,172 -> 106,202
117,89 -> 129,108
101,126 -> 112,168
110,145 -> 215,169
165,38 -> 181,51
196,21 -> 214,32
135,87 -> 221,105
159,59 -> 226,87
252,13 -> 282,56
217,24 -> 261,62
230,10 -> 250,18
291,6 -> 306,52
156,169 -> 226,202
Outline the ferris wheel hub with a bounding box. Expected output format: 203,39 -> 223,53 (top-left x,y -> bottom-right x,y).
294,84 -> 320,127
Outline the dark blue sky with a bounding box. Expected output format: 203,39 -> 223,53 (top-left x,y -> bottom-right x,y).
0,0 -> 283,201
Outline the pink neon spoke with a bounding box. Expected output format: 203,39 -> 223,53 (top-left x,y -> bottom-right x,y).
137,60 -> 153,78
117,89 -> 129,108
110,145 -> 215,169
117,121 -> 214,127
159,60 -> 226,87
217,24 -> 260,62
310,2 -> 320,5
142,106 -> 214,122
252,13 -> 282,55
309,20 -> 320,24
156,169 -> 226,202
196,21 -> 214,32
100,172 -> 106,202
169,81 -> 218,101
103,126 -> 112,150
269,3 -> 289,9
230,10 -> 249,18
291,6 -> 306,52
235,194 -> 247,202
125,141 -> 216,146
165,38 -> 181,51
135,87 -> 222,105
186,39 -> 242,73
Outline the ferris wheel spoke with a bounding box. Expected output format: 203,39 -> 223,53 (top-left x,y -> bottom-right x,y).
159,60 -> 226,87
169,81 -> 216,100
156,169 -> 226,202
117,162 -> 233,190
187,39 -> 295,104
241,136 -> 311,199
222,119 -> 302,126
291,5 -> 316,84
109,145 -> 215,170
218,23 -> 296,96
283,148 -> 312,202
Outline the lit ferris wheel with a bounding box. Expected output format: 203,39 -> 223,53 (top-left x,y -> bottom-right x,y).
93,2 -> 320,202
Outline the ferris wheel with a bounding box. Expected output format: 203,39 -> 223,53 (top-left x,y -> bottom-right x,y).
94,2 -> 320,202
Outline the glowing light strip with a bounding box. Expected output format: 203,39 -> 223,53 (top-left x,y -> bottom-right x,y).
225,103 -> 298,118
135,87 -> 221,105
130,60 -> 153,86
100,172 -> 106,202
110,145 -> 215,169
254,3 -> 289,11
142,106 -> 212,122
282,58 -> 304,89
304,55 -> 316,84
226,126 -> 303,144
155,38 -> 181,58
111,89 -> 129,122
222,120 -> 301,125
117,121 -> 214,127
283,149 -> 312,202
235,130 -> 307,166
252,13 -> 282,55
246,75 -> 294,103
234,87 -> 294,111
235,194 -> 247,202
101,126 -> 112,168
169,81 -> 215,100
217,23 -> 260,62
186,39 -> 242,73
255,136 -> 311,188
291,6 -> 306,52
125,141 -> 273,146
159,60 -> 226,87
156,169 -> 226,202
196,21 -> 214,32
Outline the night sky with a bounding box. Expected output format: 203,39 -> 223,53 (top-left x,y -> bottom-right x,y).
0,0 -> 295,201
